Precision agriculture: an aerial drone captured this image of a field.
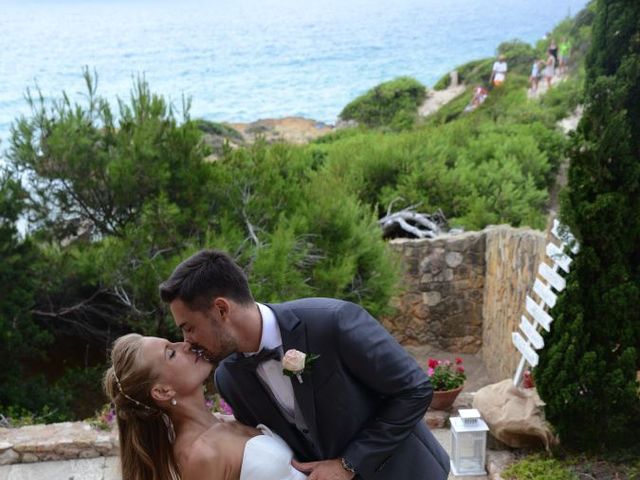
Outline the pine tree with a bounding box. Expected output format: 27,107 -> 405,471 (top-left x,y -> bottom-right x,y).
535,0 -> 640,449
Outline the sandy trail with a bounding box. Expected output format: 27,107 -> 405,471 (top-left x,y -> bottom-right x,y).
418,84 -> 467,117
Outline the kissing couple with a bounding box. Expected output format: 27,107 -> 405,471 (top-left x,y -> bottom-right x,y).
104,250 -> 450,480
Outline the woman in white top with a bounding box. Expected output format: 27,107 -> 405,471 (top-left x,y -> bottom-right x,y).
104,333 -> 306,480
490,54 -> 508,87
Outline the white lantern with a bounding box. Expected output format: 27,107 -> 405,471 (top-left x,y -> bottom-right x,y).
450,408 -> 489,476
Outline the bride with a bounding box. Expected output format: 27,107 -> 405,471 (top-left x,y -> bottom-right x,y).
104,333 -> 307,480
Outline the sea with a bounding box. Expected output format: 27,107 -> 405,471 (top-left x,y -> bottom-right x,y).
0,0 -> 588,151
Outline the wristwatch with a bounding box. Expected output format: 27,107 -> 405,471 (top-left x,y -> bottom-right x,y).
341,457 -> 357,474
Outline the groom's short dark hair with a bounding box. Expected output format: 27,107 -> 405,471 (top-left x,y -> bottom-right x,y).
159,249 -> 253,311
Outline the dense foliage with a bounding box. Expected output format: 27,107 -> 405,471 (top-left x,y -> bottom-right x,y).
3,72 -> 399,420
0,172 -> 54,415
320,77 -> 567,230
339,76 -> 426,129
535,0 -> 640,450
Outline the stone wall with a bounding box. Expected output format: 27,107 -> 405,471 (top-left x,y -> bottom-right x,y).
482,226 -> 546,381
383,225 -> 547,380
383,231 -> 486,353
0,422 -> 118,465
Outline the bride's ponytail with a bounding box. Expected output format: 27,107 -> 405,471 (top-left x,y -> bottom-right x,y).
104,334 -> 180,480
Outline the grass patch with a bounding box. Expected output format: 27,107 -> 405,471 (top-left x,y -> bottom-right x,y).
503,455 -> 578,480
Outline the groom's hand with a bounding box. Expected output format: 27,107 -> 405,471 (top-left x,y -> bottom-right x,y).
291,459 -> 355,480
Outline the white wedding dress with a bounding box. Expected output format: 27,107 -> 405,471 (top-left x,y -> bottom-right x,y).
239,425 -> 308,480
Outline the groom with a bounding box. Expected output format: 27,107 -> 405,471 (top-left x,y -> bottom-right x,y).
160,250 -> 450,480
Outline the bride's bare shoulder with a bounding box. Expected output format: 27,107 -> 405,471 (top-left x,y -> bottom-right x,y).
178,437 -> 229,480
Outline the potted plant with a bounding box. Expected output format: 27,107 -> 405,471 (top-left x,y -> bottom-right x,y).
427,357 -> 466,410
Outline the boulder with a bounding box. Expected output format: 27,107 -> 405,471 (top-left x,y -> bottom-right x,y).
472,379 -> 558,450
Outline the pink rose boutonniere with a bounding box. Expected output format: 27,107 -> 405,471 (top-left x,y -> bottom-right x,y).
282,349 -> 320,384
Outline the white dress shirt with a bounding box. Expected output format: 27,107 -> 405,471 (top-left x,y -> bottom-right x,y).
246,303 -> 296,417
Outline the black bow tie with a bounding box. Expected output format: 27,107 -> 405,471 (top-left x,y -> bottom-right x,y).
236,346 -> 282,370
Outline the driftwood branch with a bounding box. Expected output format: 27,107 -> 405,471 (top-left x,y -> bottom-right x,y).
379,207 -> 448,239
240,186 -> 261,247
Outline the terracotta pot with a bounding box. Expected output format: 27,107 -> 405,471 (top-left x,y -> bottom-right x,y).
429,385 -> 463,410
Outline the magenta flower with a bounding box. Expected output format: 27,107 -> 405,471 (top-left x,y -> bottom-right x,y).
220,398 -> 234,415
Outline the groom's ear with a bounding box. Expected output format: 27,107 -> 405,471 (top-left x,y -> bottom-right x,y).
212,297 -> 231,321
150,384 -> 175,403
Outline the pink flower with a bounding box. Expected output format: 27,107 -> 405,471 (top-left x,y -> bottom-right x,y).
456,366 -> 465,373
455,357 -> 463,365
428,358 -> 438,369
428,367 -> 435,376
205,399 -> 214,409
105,409 -> 115,423
219,398 -> 234,416
444,360 -> 451,366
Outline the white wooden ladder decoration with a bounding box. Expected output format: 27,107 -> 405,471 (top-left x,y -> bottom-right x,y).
512,219 -> 579,386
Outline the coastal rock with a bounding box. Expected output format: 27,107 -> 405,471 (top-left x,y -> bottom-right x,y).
229,116 -> 333,145
335,118 -> 359,130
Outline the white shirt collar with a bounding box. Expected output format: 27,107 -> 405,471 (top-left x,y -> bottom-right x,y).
247,302 -> 282,355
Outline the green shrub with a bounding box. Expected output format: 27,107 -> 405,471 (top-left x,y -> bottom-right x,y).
339,77 -> 426,129
538,73 -> 584,120
535,0 -> 640,450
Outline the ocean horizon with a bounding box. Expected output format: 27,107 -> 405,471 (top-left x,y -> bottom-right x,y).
0,0 -> 588,150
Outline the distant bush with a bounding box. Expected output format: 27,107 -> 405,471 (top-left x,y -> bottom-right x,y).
497,39 -> 537,75
433,58 -> 494,90
339,77 -> 427,129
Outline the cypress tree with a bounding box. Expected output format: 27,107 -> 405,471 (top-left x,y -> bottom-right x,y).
535,0 -> 640,450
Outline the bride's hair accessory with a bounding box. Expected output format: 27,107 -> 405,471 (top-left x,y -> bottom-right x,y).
113,370 -> 154,411
170,398 -> 177,406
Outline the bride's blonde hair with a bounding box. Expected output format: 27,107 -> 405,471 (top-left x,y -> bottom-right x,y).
104,333 -> 180,480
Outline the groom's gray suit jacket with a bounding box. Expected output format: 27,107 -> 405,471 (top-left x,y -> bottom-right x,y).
214,298 -> 450,480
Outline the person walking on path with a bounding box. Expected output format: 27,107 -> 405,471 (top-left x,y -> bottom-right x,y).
558,37 -> 572,75
490,54 -> 508,87
548,39 -> 559,70
529,59 -> 544,93
543,52 -> 556,89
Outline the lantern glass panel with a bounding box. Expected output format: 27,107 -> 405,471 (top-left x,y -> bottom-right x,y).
450,416 -> 488,476
454,431 -> 485,473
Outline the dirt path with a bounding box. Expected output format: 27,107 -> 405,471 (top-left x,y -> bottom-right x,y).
527,72 -> 568,99
419,84 -> 467,117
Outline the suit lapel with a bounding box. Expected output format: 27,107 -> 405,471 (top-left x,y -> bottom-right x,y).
223,352 -> 317,460
267,303 -> 320,451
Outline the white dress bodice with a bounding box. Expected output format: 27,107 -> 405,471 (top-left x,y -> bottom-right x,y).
239,425 -> 307,480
